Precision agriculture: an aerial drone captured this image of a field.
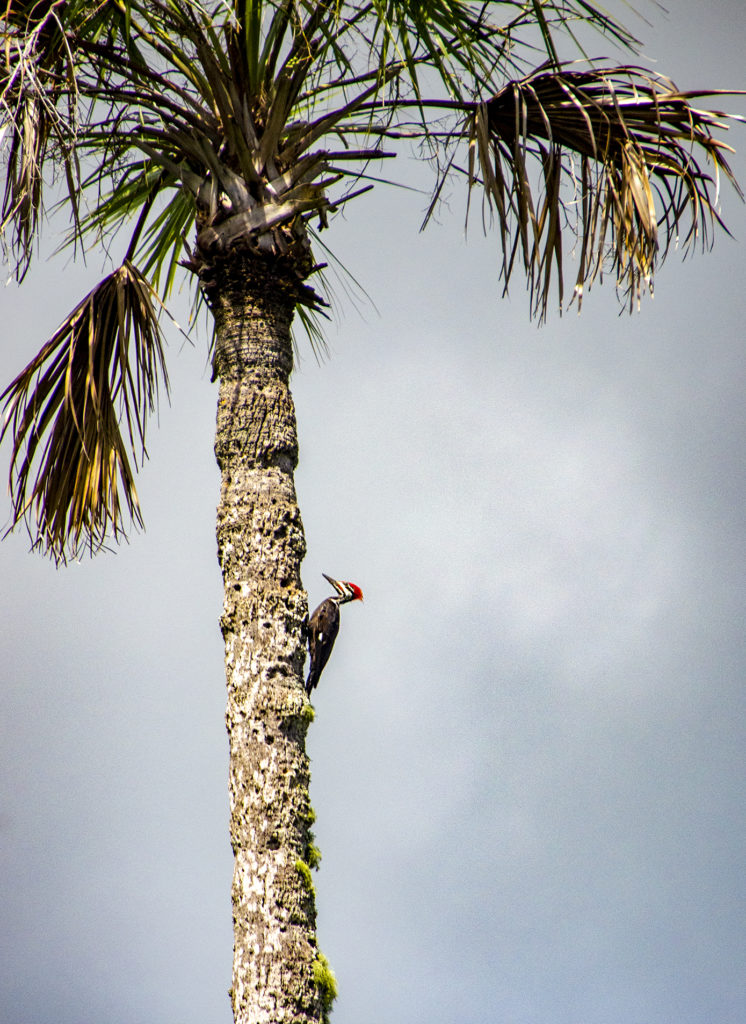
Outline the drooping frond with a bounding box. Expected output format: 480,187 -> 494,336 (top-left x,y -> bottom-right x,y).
0,262 -> 169,562
0,0 -> 88,278
464,64 -> 743,318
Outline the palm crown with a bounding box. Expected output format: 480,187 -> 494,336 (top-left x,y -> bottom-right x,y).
1,0 -> 741,562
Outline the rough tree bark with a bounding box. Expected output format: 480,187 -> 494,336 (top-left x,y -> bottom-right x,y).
211,252 -> 326,1024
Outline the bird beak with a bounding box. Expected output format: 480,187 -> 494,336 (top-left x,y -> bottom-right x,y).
322,572 -> 345,595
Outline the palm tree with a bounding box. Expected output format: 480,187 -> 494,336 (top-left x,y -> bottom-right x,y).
0,2 -> 741,1022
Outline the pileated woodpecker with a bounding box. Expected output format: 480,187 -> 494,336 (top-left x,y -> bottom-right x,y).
306,573 -> 363,695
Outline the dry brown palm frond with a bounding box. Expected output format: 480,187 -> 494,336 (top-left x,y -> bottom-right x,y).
1,88 -> 47,274
0,0 -> 81,279
0,261 -> 169,562
468,64 -> 743,319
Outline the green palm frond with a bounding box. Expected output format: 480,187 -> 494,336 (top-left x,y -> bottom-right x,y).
364,0 -> 642,102
0,261 -> 169,562
465,64 -> 743,318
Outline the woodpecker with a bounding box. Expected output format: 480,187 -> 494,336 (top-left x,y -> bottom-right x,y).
306,573 -> 363,695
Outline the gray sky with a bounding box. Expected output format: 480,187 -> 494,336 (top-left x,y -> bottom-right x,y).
2,3 -> 745,1023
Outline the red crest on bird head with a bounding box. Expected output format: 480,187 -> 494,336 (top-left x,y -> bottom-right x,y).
322,573 -> 364,603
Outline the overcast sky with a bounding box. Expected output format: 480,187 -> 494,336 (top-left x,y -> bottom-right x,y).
1,4 -> 745,1024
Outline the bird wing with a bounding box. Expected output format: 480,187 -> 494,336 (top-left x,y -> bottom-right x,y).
306,598 -> 341,693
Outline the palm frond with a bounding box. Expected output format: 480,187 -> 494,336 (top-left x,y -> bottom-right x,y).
0,0 -> 75,278
467,64 -> 743,318
0,261 -> 169,562
363,0 -> 642,104
0,0 -> 122,277
0,86 -> 47,276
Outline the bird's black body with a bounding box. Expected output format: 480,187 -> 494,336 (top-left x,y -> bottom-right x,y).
306,597 -> 341,694
305,574 -> 363,695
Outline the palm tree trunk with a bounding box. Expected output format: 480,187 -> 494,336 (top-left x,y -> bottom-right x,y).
211,253 -> 322,1024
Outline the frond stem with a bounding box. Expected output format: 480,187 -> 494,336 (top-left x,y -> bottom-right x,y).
124,172 -> 165,263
